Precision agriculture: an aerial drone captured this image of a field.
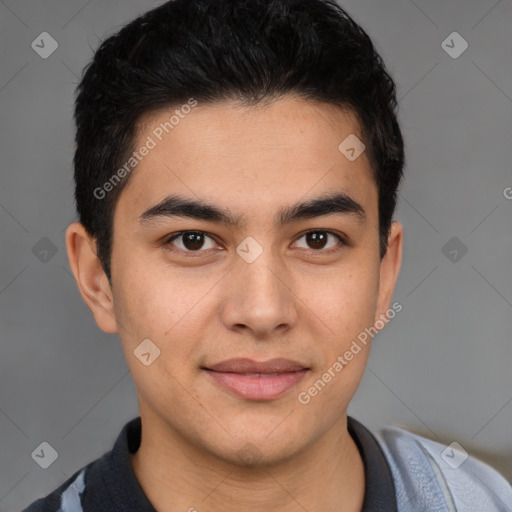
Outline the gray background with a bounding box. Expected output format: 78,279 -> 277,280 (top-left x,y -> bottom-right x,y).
1,0 -> 511,510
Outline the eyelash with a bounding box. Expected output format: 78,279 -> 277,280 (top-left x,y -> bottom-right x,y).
163,229 -> 347,257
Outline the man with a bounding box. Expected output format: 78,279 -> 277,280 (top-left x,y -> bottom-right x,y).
23,0 -> 512,510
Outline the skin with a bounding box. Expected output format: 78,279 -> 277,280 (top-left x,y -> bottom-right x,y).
66,95 -> 402,512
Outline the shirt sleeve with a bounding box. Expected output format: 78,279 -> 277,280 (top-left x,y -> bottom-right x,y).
374,426 -> 512,512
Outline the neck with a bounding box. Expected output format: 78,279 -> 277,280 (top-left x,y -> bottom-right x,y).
130,406 -> 365,512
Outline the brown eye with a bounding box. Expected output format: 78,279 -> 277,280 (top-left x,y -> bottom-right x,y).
182,232 -> 205,250
166,231 -> 217,252
294,230 -> 344,252
306,231 -> 328,249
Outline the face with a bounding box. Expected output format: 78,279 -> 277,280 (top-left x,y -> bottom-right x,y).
68,96 -> 402,466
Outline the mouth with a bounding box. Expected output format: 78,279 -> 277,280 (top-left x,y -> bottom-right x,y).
201,358 -> 310,401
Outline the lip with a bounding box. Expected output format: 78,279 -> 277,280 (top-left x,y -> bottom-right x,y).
205,357 -> 308,373
202,358 -> 309,401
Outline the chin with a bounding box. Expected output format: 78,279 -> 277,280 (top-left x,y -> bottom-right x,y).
203,429 -> 306,469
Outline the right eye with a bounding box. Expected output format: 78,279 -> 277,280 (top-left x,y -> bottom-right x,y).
164,230 -> 220,254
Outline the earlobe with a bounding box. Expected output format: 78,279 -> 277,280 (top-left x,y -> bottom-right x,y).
375,221 -> 403,326
65,222 -> 118,334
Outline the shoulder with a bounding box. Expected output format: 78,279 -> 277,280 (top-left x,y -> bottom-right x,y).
373,424 -> 512,511
21,417 -> 147,512
21,465 -> 89,512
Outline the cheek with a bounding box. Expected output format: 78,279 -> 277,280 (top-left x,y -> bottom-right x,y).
111,259 -> 204,399
111,253 -> 178,342
298,260 -> 380,339
294,264 -> 379,411
111,251 -> 218,359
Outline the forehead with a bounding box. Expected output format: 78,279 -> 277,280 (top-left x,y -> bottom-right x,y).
115,96 -> 377,226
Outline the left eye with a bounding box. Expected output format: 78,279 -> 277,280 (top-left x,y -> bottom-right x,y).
294,230 -> 344,251
165,230 -> 344,253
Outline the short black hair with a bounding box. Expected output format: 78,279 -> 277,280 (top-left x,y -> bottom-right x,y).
74,0 -> 404,282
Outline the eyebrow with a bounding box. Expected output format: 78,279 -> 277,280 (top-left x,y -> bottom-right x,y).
137,192 -> 366,228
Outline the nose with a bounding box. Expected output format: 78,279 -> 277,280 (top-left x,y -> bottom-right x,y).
219,245 -> 298,339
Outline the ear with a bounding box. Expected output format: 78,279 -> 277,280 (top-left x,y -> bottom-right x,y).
374,221 -> 403,325
65,222 -> 118,334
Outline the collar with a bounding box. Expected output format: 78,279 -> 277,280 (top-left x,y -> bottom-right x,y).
347,416 -> 398,511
